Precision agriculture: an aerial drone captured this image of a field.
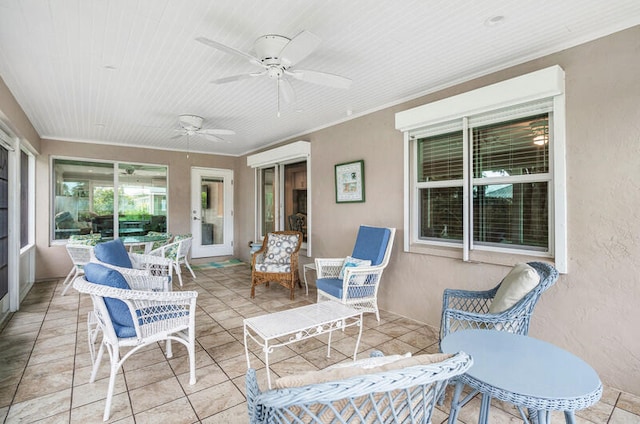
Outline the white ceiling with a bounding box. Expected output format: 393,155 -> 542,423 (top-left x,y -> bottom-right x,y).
0,0 -> 639,157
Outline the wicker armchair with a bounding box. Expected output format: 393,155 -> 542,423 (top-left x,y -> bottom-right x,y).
315,226 -> 396,321
251,231 -> 303,300
440,261 -> 559,340
148,234 -> 195,286
246,351 -> 472,423
74,264 -> 198,421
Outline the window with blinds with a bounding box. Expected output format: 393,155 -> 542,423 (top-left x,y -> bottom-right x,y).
414,105 -> 552,252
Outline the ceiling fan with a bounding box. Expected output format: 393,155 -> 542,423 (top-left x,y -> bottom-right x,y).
171,114 -> 235,142
195,30 -> 352,115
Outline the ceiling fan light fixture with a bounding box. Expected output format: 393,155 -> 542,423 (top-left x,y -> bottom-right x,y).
178,114 -> 204,131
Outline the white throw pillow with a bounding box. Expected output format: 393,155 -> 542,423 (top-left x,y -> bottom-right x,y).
489,263 -> 541,313
339,256 -> 371,280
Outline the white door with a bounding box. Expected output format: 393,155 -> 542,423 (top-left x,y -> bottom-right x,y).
190,167 -> 233,258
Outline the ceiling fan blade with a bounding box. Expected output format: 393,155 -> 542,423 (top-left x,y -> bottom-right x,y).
279,30 -> 322,68
279,78 -> 296,104
199,128 -> 236,136
199,133 -> 225,142
287,69 -> 352,89
170,133 -> 184,140
212,72 -> 263,84
195,36 -> 262,66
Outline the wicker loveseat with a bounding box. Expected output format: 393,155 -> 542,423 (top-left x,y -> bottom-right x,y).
246,351 -> 472,423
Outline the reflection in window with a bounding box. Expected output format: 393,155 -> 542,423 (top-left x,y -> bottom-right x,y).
416,113 -> 550,252
52,159 -> 167,241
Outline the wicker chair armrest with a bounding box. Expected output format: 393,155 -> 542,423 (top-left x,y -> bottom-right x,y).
342,265 -> 384,286
314,258 -> 345,278
443,286 -> 499,302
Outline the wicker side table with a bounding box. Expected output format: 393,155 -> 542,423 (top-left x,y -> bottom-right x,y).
441,329 -> 602,424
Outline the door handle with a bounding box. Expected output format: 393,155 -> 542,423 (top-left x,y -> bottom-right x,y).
193,216 -> 201,221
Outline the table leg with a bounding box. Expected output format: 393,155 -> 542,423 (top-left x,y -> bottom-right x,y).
478,393 -> 492,424
264,342 -> 273,389
243,323 -> 251,369
353,313 -> 363,361
564,411 -> 576,424
448,381 -> 465,424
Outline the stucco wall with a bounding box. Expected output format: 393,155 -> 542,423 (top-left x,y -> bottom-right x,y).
35,140 -> 242,280
239,26 -> 640,394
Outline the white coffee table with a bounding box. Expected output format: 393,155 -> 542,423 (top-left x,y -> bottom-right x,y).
244,301 -> 363,388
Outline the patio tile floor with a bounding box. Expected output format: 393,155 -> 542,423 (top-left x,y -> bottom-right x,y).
0,264 -> 638,423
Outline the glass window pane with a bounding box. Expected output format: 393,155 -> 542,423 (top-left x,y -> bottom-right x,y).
284,162 -> 307,242
20,150 -> 28,248
261,168 -> 275,237
419,187 -> 463,242
201,176 -> 223,245
473,182 -> 548,249
0,145 -> 7,298
53,159 -> 114,240
417,131 -> 464,182
118,163 -> 167,236
472,114 -> 549,178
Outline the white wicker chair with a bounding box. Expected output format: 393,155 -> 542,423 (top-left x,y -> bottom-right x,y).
74,265 -> 198,421
148,235 -> 195,286
315,226 -> 395,321
61,243 -> 94,296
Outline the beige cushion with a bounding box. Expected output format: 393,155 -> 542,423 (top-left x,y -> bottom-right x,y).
489,263 -> 540,314
274,352 -> 453,389
327,352 -> 411,370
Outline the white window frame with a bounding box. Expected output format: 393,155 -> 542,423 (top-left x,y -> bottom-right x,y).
247,141 -> 312,257
396,66 -> 567,273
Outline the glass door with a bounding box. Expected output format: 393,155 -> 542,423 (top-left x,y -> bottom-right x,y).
191,167 -> 233,257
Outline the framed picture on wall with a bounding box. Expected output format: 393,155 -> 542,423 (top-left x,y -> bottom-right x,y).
335,160 -> 365,203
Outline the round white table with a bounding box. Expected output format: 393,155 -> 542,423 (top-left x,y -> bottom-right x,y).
441,329 -> 602,424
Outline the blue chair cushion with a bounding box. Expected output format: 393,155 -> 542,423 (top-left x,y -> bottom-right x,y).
84,263 -> 136,338
94,239 -> 133,268
316,278 -> 375,299
351,226 -> 391,266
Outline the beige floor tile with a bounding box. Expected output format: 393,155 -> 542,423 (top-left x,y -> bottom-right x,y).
124,361 -> 177,391
71,374 -> 128,409
133,397 -> 198,424
200,402 -> 247,423
177,363 -> 230,395
217,351 -> 262,380
70,391 -> 133,423
609,408 -> 640,424
129,377 -> 185,414
207,340 -> 246,362
5,387 -> 72,422
188,380 -> 245,419
619,391 -> 640,415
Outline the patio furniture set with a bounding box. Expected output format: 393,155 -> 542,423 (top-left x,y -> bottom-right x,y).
67,225 -> 601,423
